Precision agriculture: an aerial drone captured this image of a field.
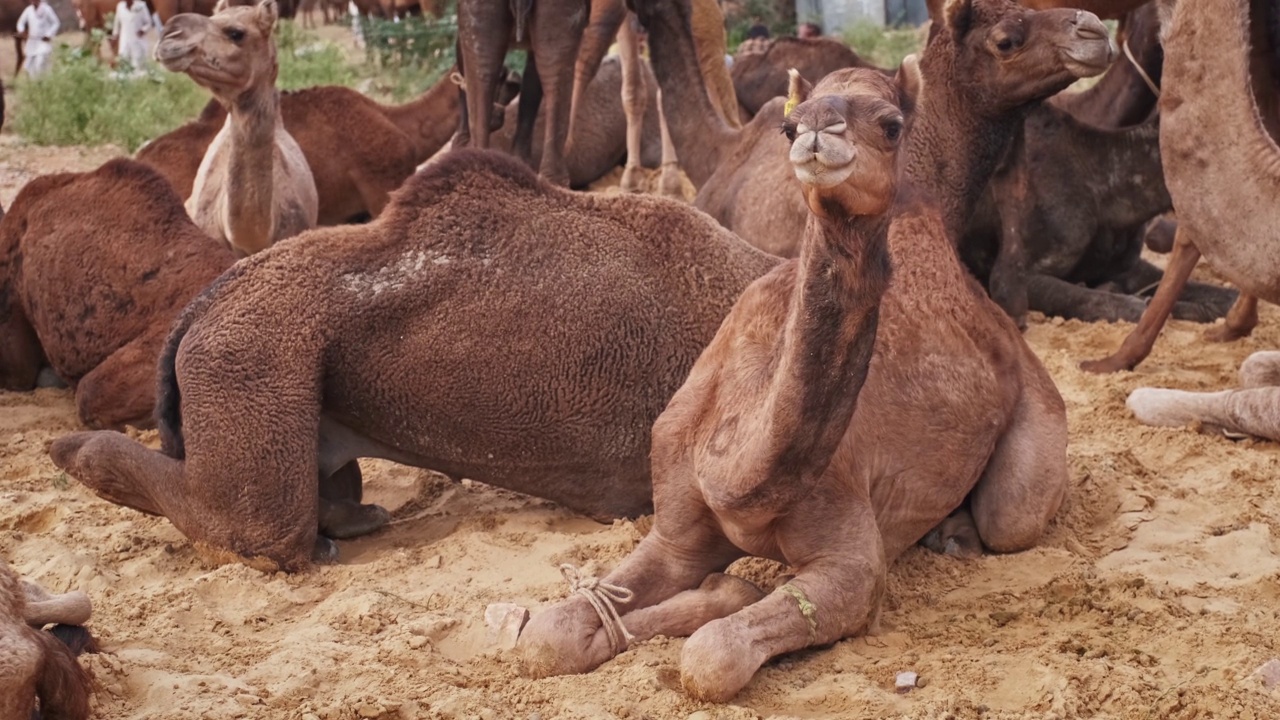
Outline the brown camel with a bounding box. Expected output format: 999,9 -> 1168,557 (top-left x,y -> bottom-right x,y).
928,0 -> 1151,21
1050,1 -> 1164,127
0,560 -> 96,720
0,0 -> 28,77
957,2 -> 1236,327
47,148 -> 779,570
157,0 -> 319,256
1083,0 -> 1280,372
516,0 -> 1110,698
150,0 -> 218,23
520,66 -> 904,700
135,69 -> 500,224
0,159 -> 235,429
730,36 -> 888,119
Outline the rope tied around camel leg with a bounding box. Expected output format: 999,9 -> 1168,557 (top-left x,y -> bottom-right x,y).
560,564 -> 636,655
779,582 -> 819,645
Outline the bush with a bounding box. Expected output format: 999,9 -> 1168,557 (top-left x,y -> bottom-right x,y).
276,21 -> 362,90
843,21 -> 924,68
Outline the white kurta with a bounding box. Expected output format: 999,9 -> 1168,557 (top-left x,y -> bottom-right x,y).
16,1 -> 60,78
112,0 -> 153,70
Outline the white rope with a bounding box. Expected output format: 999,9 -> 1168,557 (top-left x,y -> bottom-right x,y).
1122,37 -> 1161,98
559,564 -> 635,654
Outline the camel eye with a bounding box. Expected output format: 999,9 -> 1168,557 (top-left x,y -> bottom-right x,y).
884,122 -> 902,141
224,27 -> 246,42
996,37 -> 1014,52
781,123 -> 798,142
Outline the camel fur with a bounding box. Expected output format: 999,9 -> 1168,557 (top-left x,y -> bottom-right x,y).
48,148 -> 779,571
0,559 -> 96,720
157,0 -> 318,255
1085,0 -> 1280,372
0,159 -> 235,430
136,70 -> 497,224
730,36 -> 888,119
516,0 -> 1107,698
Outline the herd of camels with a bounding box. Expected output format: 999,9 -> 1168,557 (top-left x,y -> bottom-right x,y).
3,0 -> 1280,713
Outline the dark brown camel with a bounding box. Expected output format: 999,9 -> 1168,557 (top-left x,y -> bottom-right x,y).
0,0 -> 28,78
928,0 -> 1152,22
730,36 -> 888,119
454,0 -> 587,186
957,2 -> 1237,326
519,66 -> 904,700
516,0 -> 1111,699
0,159 -> 235,430
1,560 -> 97,720
136,71 -> 511,224
48,148 -> 778,571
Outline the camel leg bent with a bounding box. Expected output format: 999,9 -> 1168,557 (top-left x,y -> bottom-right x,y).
528,1 -> 585,186
74,329 -> 166,431
519,506 -> 742,678
617,16 -> 647,193
968,373 -> 1068,553
619,572 -> 766,643
1080,225 -> 1202,373
1027,274 -> 1148,323
318,460 -> 390,540
1240,351 -> 1280,388
1204,293 -> 1259,343
1127,386 -> 1280,441
0,297 -> 43,391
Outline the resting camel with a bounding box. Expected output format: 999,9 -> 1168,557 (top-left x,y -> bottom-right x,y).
157,0 -> 318,256
1084,0 -> 1280,372
0,159 -> 235,429
520,66 -> 907,701
135,69 -> 512,224
518,0 -> 1113,699
958,1 -> 1236,326
1,560 -> 96,720
730,36 -> 888,119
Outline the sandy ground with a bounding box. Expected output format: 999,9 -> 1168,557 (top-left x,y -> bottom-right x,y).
3,25 -> 1280,720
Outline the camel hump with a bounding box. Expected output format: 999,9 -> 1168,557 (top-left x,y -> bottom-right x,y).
385,149 -> 548,221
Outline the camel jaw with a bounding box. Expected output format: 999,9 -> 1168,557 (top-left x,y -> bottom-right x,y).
155,42 -> 198,72
1058,20 -> 1117,78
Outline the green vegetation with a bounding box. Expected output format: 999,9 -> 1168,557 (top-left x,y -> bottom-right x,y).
843,21 -> 925,69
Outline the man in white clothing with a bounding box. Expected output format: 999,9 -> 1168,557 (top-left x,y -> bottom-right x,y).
112,0 -> 153,71
16,0 -> 60,79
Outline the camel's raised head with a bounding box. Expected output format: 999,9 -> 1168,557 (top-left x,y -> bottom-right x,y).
783,67 -> 905,217
934,0 -> 1116,112
156,0 -> 279,98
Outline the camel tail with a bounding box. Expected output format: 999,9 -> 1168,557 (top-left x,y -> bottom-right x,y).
32,628 -> 93,720
156,305 -> 197,460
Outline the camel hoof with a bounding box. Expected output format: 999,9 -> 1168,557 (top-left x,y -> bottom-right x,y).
319,501 -> 390,539
1079,356 -> 1132,374
620,165 -> 644,194
680,616 -> 764,702
518,596 -> 615,679
312,536 -> 340,564
1204,324 -> 1252,344
921,514 -> 983,559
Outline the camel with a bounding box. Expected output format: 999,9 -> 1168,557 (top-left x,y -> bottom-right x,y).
47,148 -> 780,570
1083,0 -> 1280,373
156,0 -> 319,256
1,560 -> 96,720
730,36 -> 888,119
0,159 -> 235,430
517,0 -> 1112,698
150,0 -> 218,23
928,0 -> 1151,21
0,0 -> 27,77
519,66 -> 907,700
1127,351 -> 1280,440
957,1 -> 1236,326
135,68 -> 511,224
1050,1 -> 1164,127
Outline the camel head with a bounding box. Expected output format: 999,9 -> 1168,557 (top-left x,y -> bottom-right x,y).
156,0 -> 279,100
783,67 -> 906,218
933,0 -> 1117,113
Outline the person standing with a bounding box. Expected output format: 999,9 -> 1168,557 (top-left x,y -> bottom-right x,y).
112,0 -> 154,72
16,0 -> 60,79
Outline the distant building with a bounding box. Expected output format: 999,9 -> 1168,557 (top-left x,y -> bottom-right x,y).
797,0 -> 927,31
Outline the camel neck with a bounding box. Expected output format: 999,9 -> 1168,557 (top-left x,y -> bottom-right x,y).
635,0 -> 740,187
223,83 -> 280,254
383,74 -> 460,163
733,201 -> 892,511
228,84 -> 281,147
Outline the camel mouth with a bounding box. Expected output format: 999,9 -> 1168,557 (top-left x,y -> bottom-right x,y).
1060,39 -> 1116,78
789,126 -> 858,187
155,42 -> 197,71
791,155 -> 858,189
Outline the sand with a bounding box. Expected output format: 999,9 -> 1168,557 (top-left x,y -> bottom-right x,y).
4,135 -> 1280,720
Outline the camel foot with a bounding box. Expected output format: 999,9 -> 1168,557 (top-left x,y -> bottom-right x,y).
620,164 -> 644,194
318,500 -> 390,539
313,536 -> 340,564
659,166 -> 684,200
49,431 -> 163,515
36,367 -> 67,389
1204,323 -> 1254,343
921,510 -> 983,559
518,595 -> 619,678
1126,387 -> 1228,429
680,614 -> 767,702
1079,354 -> 1134,374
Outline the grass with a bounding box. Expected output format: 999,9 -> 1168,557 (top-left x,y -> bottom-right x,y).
843,21 -> 925,69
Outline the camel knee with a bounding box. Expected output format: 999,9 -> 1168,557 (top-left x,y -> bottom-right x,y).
679,616 -> 766,702
75,380 -> 150,431
972,481 -> 1062,554
48,432 -> 108,475
1239,351 -> 1280,388
518,595 -> 617,678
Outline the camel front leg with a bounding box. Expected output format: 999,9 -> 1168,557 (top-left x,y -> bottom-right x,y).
1127,385 -> 1280,441
620,572 -> 766,642
1204,293 -> 1259,343
528,0 -> 585,186
1080,224 -> 1203,373
656,89 -> 684,199
680,505 -> 886,702
568,0 -> 626,139
617,15 -> 647,193
519,504 -> 742,678
74,327 -> 167,430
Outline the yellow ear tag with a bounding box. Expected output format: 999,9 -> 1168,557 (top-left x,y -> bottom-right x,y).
784,97 -> 798,117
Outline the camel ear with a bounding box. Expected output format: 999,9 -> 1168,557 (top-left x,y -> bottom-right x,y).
942,0 -> 974,37
255,0 -> 278,32
213,0 -> 229,12
784,68 -> 811,117
895,53 -> 922,117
